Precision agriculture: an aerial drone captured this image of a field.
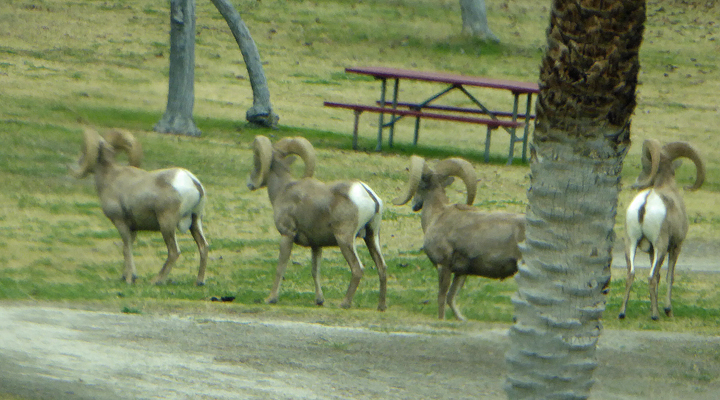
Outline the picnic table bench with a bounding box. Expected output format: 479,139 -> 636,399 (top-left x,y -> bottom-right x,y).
324,66 -> 539,164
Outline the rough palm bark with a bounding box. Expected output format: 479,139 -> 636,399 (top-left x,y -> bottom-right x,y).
154,0 -> 201,137
505,1 -> 645,399
209,0 -> 279,127
460,0 -> 499,42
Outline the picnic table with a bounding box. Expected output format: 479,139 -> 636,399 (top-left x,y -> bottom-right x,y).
324,66 -> 539,164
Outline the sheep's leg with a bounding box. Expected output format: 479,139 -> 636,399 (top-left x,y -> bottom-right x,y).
190,214 -> 209,286
311,247 -> 325,306
267,235 -> 294,304
648,250 -> 666,321
152,228 -> 180,285
364,232 -> 388,311
664,246 -> 681,317
337,237 -> 364,309
618,242 -> 638,319
115,222 -> 138,284
437,265 -> 452,320
447,274 -> 467,321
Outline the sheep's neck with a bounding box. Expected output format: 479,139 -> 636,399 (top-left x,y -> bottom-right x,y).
419,189 -> 450,232
94,162 -> 122,196
653,175 -> 679,192
266,169 -> 295,207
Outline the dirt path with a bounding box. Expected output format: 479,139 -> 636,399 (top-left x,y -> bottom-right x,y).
1,305 -> 718,400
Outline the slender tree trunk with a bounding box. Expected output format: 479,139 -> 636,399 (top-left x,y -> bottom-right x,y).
505,1 -> 645,399
210,0 -> 279,128
459,0 -> 499,42
154,0 -> 201,136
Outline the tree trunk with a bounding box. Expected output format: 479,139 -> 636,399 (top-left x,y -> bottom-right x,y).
459,0 -> 499,42
154,0 -> 201,137
505,1 -> 645,399
210,0 -> 279,128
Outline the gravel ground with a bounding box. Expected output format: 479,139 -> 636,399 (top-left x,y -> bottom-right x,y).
1,303 -> 719,400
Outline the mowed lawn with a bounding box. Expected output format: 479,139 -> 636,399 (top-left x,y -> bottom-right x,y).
0,0 -> 719,333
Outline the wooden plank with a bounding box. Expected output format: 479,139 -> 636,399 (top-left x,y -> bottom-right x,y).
345,66 -> 540,94
375,101 -> 536,120
323,102 -> 523,128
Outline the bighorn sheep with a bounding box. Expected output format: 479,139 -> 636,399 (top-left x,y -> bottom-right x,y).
71,128 -> 209,285
246,135 -> 388,310
619,140 -> 705,320
394,156 -> 525,320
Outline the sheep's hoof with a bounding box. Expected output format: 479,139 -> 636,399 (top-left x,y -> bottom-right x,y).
315,299 -> 324,306
122,274 -> 138,284
651,315 -> 659,321
618,313 -> 626,320
266,297 -> 278,305
195,281 -> 205,287
664,307 -> 673,317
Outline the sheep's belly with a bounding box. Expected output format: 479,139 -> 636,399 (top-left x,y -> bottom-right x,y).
130,216 -> 162,231
450,256 -> 519,279
293,231 -> 338,247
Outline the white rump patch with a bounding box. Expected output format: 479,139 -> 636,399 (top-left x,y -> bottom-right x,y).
625,189 -> 667,275
626,189 -> 667,245
640,190 -> 667,245
348,182 -> 382,235
172,170 -> 204,232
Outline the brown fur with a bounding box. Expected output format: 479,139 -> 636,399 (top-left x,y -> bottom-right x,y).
395,156 -> 526,321
72,128 -> 208,285
247,136 -> 387,311
619,140 -> 705,320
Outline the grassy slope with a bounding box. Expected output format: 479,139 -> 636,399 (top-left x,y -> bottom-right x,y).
0,0 -> 719,333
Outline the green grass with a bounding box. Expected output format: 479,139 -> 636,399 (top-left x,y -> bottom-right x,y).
1,0 -> 719,334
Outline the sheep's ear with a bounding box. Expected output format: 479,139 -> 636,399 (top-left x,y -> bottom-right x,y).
442,176 -> 455,187
434,157 -> 477,206
274,137 -> 315,178
672,159 -> 683,172
284,155 -> 298,165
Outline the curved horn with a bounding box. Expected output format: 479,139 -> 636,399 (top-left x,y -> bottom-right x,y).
103,129 -> 143,167
248,135 -> 273,189
434,158 -> 477,205
392,156 -> 426,205
70,128 -> 102,178
633,139 -> 661,189
663,141 -> 705,191
274,137 -> 316,178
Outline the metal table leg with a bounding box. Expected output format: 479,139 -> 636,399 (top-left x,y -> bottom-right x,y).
388,78 -> 399,148
521,93 -> 533,162
507,92 -> 520,165
376,78 -> 387,151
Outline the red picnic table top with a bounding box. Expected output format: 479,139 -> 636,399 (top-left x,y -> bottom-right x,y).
345,66 -> 540,95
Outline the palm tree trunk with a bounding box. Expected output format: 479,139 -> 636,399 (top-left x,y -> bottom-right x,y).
505,1 -> 646,399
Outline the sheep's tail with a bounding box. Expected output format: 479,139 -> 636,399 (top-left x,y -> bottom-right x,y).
359,181 -> 382,214
188,171 -> 206,218
359,181 -> 383,229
